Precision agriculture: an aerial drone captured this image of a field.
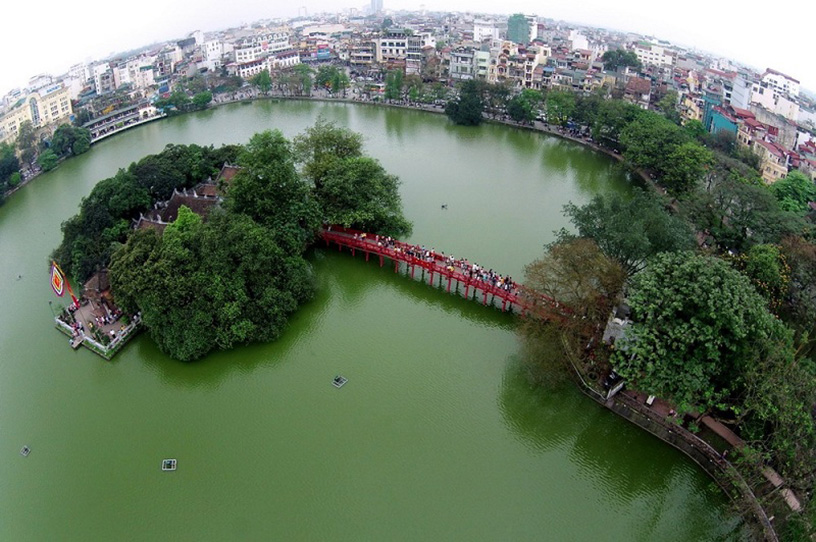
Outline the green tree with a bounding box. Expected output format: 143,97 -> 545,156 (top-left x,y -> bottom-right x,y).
155,90 -> 191,113
484,82 -> 512,117
661,141 -> 714,195
571,92 -> 603,127
445,80 -> 484,126
0,142 -> 20,184
251,70 -> 272,95
601,49 -> 642,71
613,251 -> 794,414
294,120 -> 410,236
8,171 -> 22,188
741,244 -> 790,313
50,124 -> 92,157
312,156 -> 411,237
507,89 -> 542,123
770,170 -> 816,213
683,119 -> 707,141
16,120 -> 37,165
520,238 -> 626,384
228,130 -> 321,250
657,90 -> 681,124
404,74 -> 423,103
545,90 -> 575,126
558,189 -> 695,276
331,72 -> 349,96
293,118 -> 363,189
620,112 -> 686,174
191,91 -> 213,110
109,209 -> 315,361
681,174 -> 808,252
73,108 -> 93,127
51,169 -> 151,281
37,149 -> 59,171
592,99 -> 642,149
384,69 -> 404,101
315,65 -> 340,89
292,64 -> 313,96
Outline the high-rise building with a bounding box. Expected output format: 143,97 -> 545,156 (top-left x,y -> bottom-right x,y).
371,0 -> 383,14
507,14 -> 530,45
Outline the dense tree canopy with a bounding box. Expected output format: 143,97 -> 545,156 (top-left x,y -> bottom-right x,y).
445,80 -> 485,126
558,189 -> 696,276
0,142 -> 20,189
614,251 -> 793,413
109,208 -> 314,361
52,143 -> 240,281
251,70 -> 272,95
293,120 -> 411,237
545,90 -> 575,127
661,141 -> 714,194
50,124 -> 91,157
16,121 -> 37,165
591,99 -> 642,149
681,174 -> 808,252
620,112 -> 687,174
601,49 -> 642,71
507,89 -> 542,123
227,130 -> 322,251
770,170 -> 816,214
36,149 -> 59,171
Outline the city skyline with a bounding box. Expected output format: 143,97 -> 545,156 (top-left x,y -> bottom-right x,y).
1,0 -> 813,95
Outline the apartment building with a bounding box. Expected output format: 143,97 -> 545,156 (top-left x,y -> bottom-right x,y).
0,84 -> 73,144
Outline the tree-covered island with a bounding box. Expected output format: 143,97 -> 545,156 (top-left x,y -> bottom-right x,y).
52,120 -> 411,361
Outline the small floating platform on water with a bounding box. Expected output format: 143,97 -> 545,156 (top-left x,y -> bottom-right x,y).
20,446 -> 31,457
161,459 -> 177,471
332,376 -> 348,388
70,336 -> 84,349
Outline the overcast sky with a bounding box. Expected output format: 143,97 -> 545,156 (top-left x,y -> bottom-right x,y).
2,0 -> 813,96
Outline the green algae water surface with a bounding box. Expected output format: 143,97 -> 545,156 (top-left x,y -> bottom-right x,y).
0,101 -> 746,540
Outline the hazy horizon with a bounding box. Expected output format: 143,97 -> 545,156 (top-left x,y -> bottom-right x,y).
2,0 -> 813,95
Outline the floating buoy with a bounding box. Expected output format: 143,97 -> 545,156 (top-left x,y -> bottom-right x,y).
20,446 -> 31,457
161,458 -> 177,471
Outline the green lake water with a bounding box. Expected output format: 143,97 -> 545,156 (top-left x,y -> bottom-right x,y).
0,100 -> 744,540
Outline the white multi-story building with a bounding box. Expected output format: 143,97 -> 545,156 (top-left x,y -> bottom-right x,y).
569,30 -> 589,52
725,76 -> 752,109
634,43 -> 673,67
233,32 -> 291,63
204,39 -> 225,71
760,68 -> 799,99
91,63 -> 115,95
227,58 -> 270,79
473,21 -> 498,42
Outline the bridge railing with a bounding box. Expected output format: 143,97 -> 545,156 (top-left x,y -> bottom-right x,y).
320,227 -> 569,320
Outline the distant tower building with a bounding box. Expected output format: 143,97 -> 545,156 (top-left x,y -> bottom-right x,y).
371,0 -> 383,14
507,14 -> 530,45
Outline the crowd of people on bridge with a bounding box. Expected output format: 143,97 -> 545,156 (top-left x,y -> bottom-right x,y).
349,232 -> 520,297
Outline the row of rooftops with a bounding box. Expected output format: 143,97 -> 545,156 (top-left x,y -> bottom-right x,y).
134,164 -> 240,234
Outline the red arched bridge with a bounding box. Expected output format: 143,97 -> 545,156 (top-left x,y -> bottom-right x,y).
320,227 -> 567,320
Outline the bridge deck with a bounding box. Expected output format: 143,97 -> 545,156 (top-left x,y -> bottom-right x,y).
320,227 -> 565,320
